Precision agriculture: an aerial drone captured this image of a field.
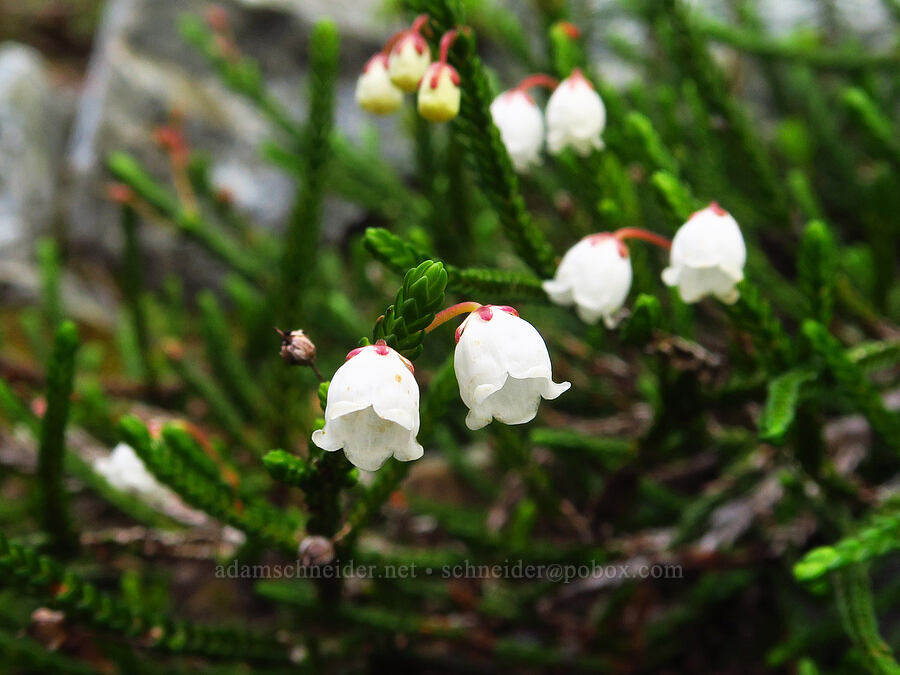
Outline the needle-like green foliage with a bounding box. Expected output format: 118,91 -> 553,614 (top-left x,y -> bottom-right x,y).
5,1 -> 900,672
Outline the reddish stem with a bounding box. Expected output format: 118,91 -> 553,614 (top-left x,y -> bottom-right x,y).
515,74 -> 559,93
426,301 -> 482,333
439,29 -> 460,64
381,30 -> 406,55
411,14 -> 430,34
382,14 -> 431,55
613,228 -> 672,250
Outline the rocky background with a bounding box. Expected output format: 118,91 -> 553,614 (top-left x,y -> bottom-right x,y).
0,0 -> 894,327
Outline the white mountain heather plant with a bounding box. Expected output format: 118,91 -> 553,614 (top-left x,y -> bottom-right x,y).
418,61 -> 461,122
356,17 -> 462,123
355,53 -> 404,115
490,89 -> 544,172
416,29 -> 462,122
8,3 -> 900,673
545,69 -> 606,155
312,340 -> 424,471
427,304 -> 570,430
544,228 -> 675,325
661,203 -> 747,304
386,14 -> 431,92
543,234 -> 634,327
489,74 -> 559,173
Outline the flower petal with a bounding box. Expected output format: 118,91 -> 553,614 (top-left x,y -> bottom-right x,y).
393,439 -> 425,462
542,278 -> 574,305
465,408 -> 493,431
542,379 -> 571,401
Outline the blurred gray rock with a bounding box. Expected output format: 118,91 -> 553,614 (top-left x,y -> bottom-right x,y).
65,0 -> 399,286
0,43 -> 65,260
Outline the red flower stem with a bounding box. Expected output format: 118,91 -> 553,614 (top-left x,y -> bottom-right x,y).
411,14 -> 430,34
425,302 -> 482,333
439,29 -> 460,64
613,228 -> 672,250
515,74 -> 559,93
381,14 -> 431,55
381,31 -> 405,55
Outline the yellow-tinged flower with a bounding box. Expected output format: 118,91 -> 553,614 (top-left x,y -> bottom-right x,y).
388,34 -> 431,92
417,62 -> 461,123
386,14 -> 431,92
356,53 -> 403,115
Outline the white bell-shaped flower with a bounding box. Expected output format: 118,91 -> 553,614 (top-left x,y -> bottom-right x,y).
543,234 -> 633,327
94,442 -> 168,498
417,63 -> 461,122
356,53 -> 403,115
388,32 -> 431,93
312,340 -> 423,471
490,90 -> 544,172
545,69 -> 606,156
94,442 -> 233,530
454,306 -> 570,430
661,202 -> 746,304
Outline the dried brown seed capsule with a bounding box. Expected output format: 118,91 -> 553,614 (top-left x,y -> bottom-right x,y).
298,535 -> 334,567
275,328 -> 317,366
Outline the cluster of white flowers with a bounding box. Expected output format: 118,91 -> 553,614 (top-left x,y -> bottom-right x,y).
544,203 -> 748,326
356,16 -> 462,124
490,70 -> 606,173
313,307 -> 569,471
348,16 -> 750,470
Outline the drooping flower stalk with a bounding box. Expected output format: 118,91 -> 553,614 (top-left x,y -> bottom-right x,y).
435,28 -> 460,81
514,73 -> 559,94
381,14 -> 430,57
425,301 -> 483,333
613,228 -> 673,251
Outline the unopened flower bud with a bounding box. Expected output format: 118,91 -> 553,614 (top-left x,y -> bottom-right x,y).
417,63 -> 461,123
276,328 -> 317,366
388,31 -> 431,92
356,53 -> 404,115
298,535 -> 335,567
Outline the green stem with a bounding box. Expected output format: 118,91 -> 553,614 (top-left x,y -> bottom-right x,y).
38,321 -> 80,557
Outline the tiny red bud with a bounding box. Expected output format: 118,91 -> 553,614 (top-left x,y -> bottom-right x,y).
556,21 -> 581,39
205,5 -> 230,32
106,182 -> 135,204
